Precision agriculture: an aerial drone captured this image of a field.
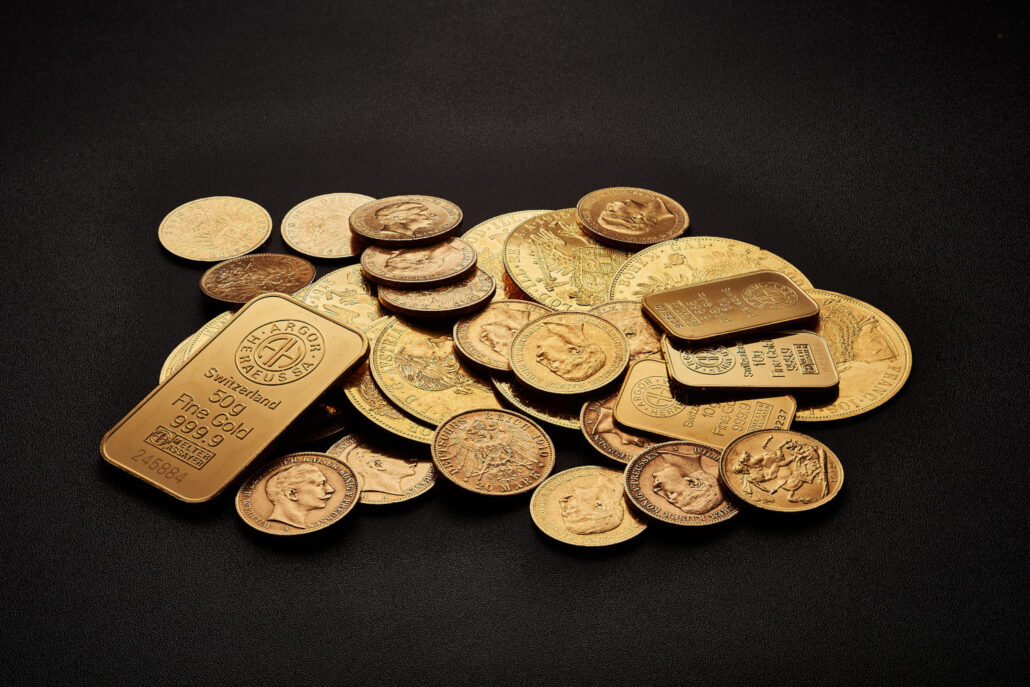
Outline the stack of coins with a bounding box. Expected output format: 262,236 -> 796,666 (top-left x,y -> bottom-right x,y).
105,186 -> 911,543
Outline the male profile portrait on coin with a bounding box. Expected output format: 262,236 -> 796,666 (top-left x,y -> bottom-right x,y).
265,463 -> 336,529
590,301 -> 662,362
650,453 -> 723,515
591,395 -> 653,457
384,241 -> 462,274
559,474 -> 625,535
480,307 -> 534,356
535,322 -> 606,382
599,196 -> 676,237
347,445 -> 418,495
373,200 -> 436,238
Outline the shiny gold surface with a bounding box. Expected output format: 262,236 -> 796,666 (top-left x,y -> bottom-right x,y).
379,269 -> 495,317
281,192 -> 376,259
576,187 -> 688,247
795,290 -> 912,421
349,195 -> 462,246
101,294 -> 368,502
588,300 -> 664,362
613,360 -> 795,449
663,331 -> 839,390
462,210 -> 549,300
199,253 -> 316,305
720,430 -> 843,512
295,264 -> 383,333
454,299 -> 553,371
580,391 -> 660,464
491,375 -> 581,429
530,466 -> 647,546
327,434 -> 435,505
503,209 -> 630,311
624,440 -> 739,525
283,396 -> 349,443
158,196 -> 271,261
361,237 -> 477,288
608,237 -> 813,301
432,409 -> 555,495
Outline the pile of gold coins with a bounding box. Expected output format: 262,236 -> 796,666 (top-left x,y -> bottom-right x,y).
100,188 -> 912,546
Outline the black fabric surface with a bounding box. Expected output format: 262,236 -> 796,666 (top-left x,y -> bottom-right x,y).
1,1 -> 1026,684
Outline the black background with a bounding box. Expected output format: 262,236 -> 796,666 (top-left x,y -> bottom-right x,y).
2,1 -> 1026,684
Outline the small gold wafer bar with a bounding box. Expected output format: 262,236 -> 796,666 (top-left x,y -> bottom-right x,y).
100,294 -> 368,502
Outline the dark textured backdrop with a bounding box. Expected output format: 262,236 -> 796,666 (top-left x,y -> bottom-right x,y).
1,1 -> 1026,684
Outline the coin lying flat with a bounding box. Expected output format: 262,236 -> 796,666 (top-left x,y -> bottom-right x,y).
349,195 -> 462,246
509,312 -> 630,395
361,237 -> 477,288
432,409 -> 555,495
281,192 -> 376,259
295,264 -> 383,333
576,187 -> 688,247
462,210 -> 549,300
795,290 -> 912,421
158,311 -> 234,383
199,253 -> 316,305
720,430 -> 843,512
327,434 -> 435,505
580,392 -> 660,464
378,269 -> 495,318
371,317 -> 502,425
454,299 -> 553,371
607,236 -> 813,301
588,300 -> 663,363
530,466 -> 647,546
491,375 -> 581,430
503,209 -> 631,311
342,317 -> 436,444
625,441 -> 739,525
235,452 -> 361,535
159,196 -> 271,261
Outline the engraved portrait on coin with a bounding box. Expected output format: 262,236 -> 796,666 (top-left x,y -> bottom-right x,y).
580,392 -> 658,464
374,200 -> 437,238
599,197 -> 675,236
589,300 -> 663,362
530,466 -> 647,546
535,322 -> 607,381
264,463 -> 336,528
235,319 -> 325,385
326,434 -> 435,504
559,473 -> 626,535
362,237 -> 477,287
624,441 -> 739,525
386,242 -> 461,274
349,195 -> 462,246
576,187 -> 688,247
651,455 -> 722,514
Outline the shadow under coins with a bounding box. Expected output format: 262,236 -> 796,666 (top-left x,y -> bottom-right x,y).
733,485 -> 848,534
531,523 -> 648,560
95,458 -> 227,523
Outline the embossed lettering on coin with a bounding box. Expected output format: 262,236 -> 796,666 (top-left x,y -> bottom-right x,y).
576,187 -> 688,247
296,264 -> 383,333
462,211 -> 549,300
530,466 -> 647,546
159,196 -> 271,261
327,434 -> 435,504
200,253 -> 316,305
349,195 -> 462,246
361,237 -> 477,288
624,441 -> 739,525
454,299 -> 553,371
281,192 -> 376,259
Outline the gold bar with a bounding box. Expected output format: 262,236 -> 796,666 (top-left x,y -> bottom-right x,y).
100,294 -> 368,502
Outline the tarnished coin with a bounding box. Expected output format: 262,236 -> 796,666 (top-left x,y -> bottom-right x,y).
159,196 -> 271,261
199,253 -> 316,305
349,195 -> 462,246
720,430 -> 843,512
588,300 -> 663,362
379,269 -> 495,318
327,434 -> 435,505
432,409 -> 554,495
580,392 -> 659,464
491,375 -> 581,430
607,236 -> 813,301
509,312 -> 630,395
342,317 -> 436,444
530,466 -> 647,546
361,237 -> 477,288
281,192 -> 376,259
158,311 -> 234,382
795,290 -> 912,421
371,318 -> 502,425
625,441 -> 739,525
454,299 -> 553,371
462,210 -> 549,300
577,187 -> 688,247
295,264 -> 383,332
235,452 -> 360,535
503,209 -> 631,311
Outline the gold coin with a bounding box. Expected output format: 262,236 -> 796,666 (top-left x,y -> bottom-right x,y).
349,195 -> 462,246
378,269 -> 495,318
503,209 -> 631,311
235,452 -> 361,535
361,237 -> 477,288
281,192 -> 376,259
580,391 -> 660,464
158,196 -> 271,261
342,317 -> 436,444
588,300 -> 664,362
720,430 -> 843,512
624,441 -> 739,525
462,210 -> 549,300
530,466 -> 647,546
795,290 -> 912,421
327,434 -> 435,505
295,264 -> 383,332
453,299 -> 553,371
158,311 -> 234,383
199,253 -> 316,305
370,317 -> 502,425
158,336 -> 192,384
607,236 -> 813,301
491,375 -> 581,429
509,312 -> 630,395
576,187 -> 688,247
432,409 -> 554,495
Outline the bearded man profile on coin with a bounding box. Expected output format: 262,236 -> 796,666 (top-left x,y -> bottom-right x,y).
265,464 -> 336,529
599,197 -> 676,236
479,308 -> 533,355
348,447 -> 418,495
534,322 -> 606,382
651,453 -> 724,515
373,201 -> 436,238
559,474 -> 625,535
383,242 -> 462,274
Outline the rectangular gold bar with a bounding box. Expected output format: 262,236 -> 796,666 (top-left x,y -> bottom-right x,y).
642,270 -> 819,343
613,359 -> 795,449
663,332 -> 840,391
100,294 -> 368,502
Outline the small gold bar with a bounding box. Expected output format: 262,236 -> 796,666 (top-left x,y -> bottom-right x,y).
663,331 -> 840,391
100,294 -> 368,502
613,359 -> 795,449
642,270 -> 819,343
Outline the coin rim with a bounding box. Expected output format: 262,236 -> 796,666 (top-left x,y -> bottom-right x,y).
199,253 -> 317,304
576,187 -> 689,246
579,394 -> 659,464
348,195 -> 463,246
280,192 -> 376,259
360,237 -> 478,288
378,269 -> 496,318
453,299 -> 554,371
158,196 -> 272,262
326,434 -> 436,505
491,374 -> 582,429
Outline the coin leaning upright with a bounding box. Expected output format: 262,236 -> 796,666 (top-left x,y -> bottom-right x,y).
624,441 -> 739,525
159,196 -> 272,261
349,195 -> 462,246
281,192 -> 376,259
199,253 -> 316,304
576,186 -> 689,247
